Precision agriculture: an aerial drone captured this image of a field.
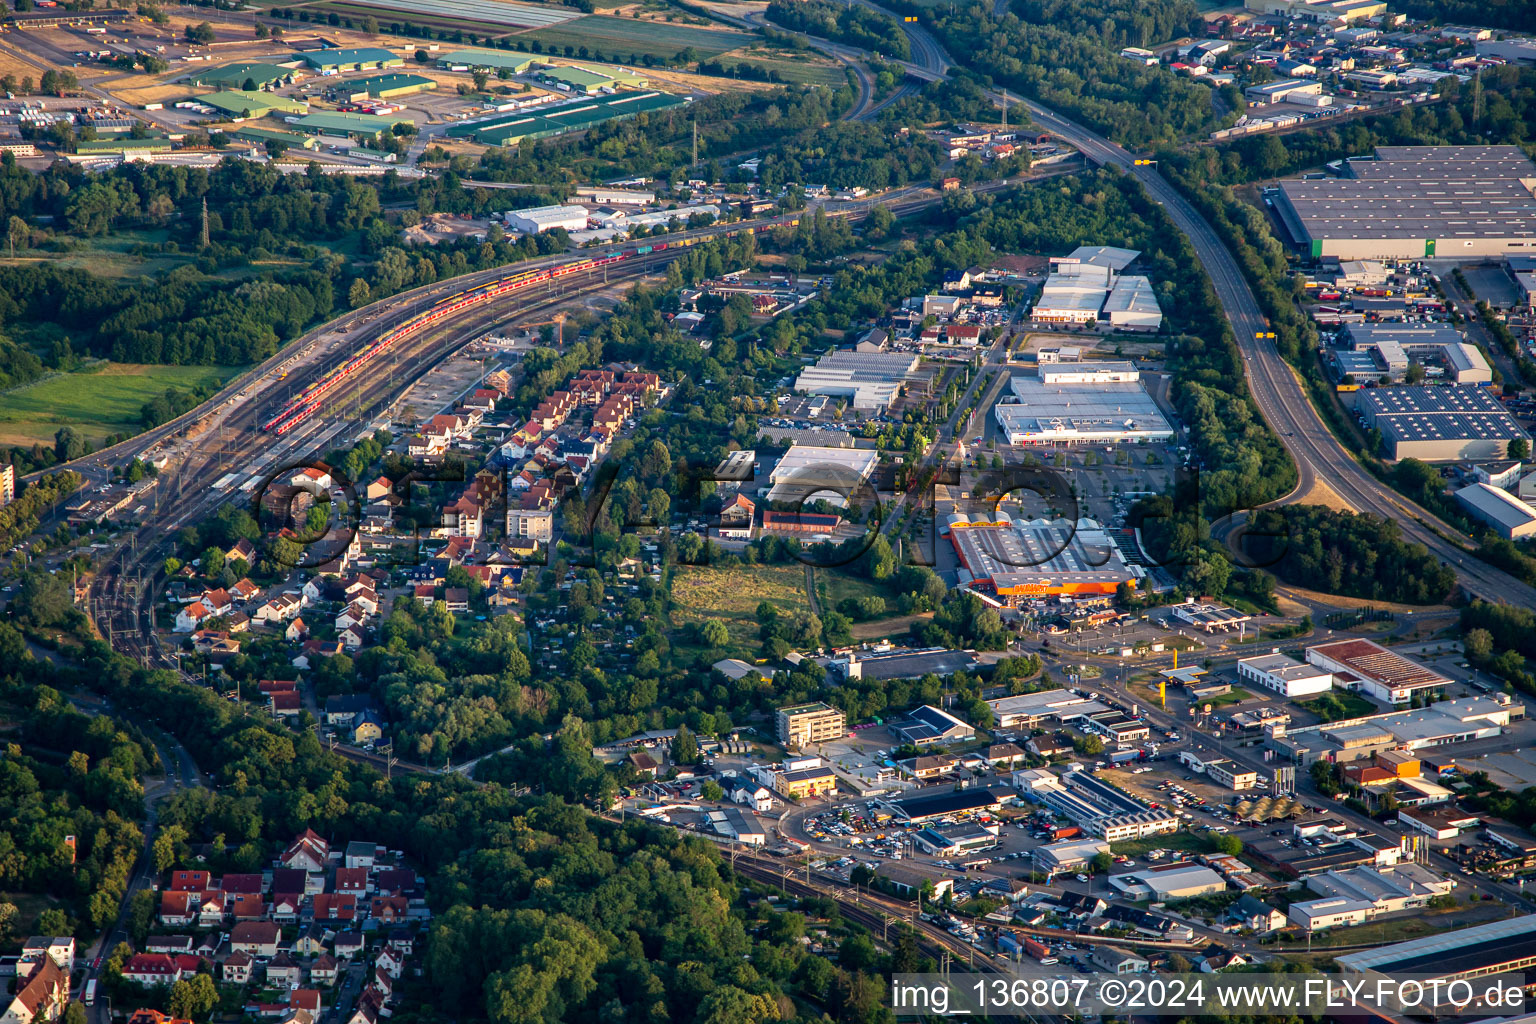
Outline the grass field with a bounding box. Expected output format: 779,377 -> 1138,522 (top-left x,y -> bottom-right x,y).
723,53 -> 849,87
0,363 -> 240,447
671,563 -> 808,656
516,14 -> 750,59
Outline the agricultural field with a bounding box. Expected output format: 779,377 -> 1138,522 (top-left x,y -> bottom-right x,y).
334,0 -> 581,28
0,363 -> 240,448
671,563 -> 808,656
514,14 -> 752,60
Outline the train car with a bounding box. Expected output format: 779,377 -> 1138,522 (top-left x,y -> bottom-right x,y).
261,228 -> 774,436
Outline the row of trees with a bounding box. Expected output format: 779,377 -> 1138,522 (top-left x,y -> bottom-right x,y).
765,0 -> 912,61
1245,505 -> 1456,604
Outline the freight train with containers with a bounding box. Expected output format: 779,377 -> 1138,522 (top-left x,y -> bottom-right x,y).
260,219 -> 799,436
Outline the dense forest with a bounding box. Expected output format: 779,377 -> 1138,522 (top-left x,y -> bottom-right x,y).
885,0 -> 1226,146
1245,505 -> 1457,604
0,644 -> 158,939
1391,0 -> 1536,31
766,0 -> 912,61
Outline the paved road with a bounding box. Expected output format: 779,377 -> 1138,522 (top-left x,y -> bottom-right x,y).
69,695 -> 204,1024
837,0 -> 1536,608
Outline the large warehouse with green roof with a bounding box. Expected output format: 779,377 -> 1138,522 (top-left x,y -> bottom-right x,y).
301,47 -> 403,72
346,73 -> 437,99
445,90 -> 683,146
188,61 -> 300,90
199,90 -> 308,118
291,111 -> 414,139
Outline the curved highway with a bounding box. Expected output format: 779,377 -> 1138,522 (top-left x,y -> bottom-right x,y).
845,0 -> 1536,608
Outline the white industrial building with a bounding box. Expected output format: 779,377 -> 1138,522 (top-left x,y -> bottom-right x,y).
600,204 -> 722,232
765,444 -> 878,506
1038,361 -> 1141,384
1101,275 -> 1164,330
1030,247 -> 1162,329
1454,483 -> 1536,540
1342,324 -> 1492,385
994,370 -> 1174,446
1245,78 -> 1324,104
1267,695 -> 1520,766
1109,864 -> 1228,901
573,186 -> 655,205
1289,863 -> 1452,930
1237,652 -> 1335,698
1274,146 -> 1536,261
504,204 -> 589,234
1356,385 -> 1529,462
792,350 -> 919,412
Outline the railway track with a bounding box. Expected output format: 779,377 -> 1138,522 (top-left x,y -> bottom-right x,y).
86,247 -> 731,679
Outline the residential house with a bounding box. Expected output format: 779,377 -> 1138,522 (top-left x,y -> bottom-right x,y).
371,897 -> 407,925
159,891 -> 196,927
339,626 -> 365,651
254,593 -> 303,625
127,1011 -> 193,1024
375,945 -> 404,979
223,952 -> 254,984
286,618 -> 310,643
2,958 -> 67,1024
230,922 -> 282,958
352,713 -> 384,746
310,954 -> 340,986
221,873 -> 264,895
333,933 -> 364,959
344,840 -> 378,871
335,868 -> 369,898
174,601 -> 211,633
17,938 -> 72,973
324,696 -> 376,728
442,587 -> 469,613
266,952 -> 301,988
1226,894 -> 1286,934
290,990 -> 322,1017
312,894 -> 357,924
143,936 -> 194,956
270,691 -> 302,718
195,893 -> 225,929
272,893 -> 303,923
122,953 -> 191,986
225,538 -> 257,566
281,829 -> 330,873
292,924 -> 328,957
365,477 -> 394,502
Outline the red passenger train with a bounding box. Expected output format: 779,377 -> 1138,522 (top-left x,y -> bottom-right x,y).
261,219 -> 800,436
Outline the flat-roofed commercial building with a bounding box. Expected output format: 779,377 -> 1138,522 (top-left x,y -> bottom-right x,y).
772,764 -> 838,799
949,517 -> 1139,601
1305,638 -> 1452,705
1237,652 -> 1335,697
766,444 -> 878,507
504,204 -> 589,234
1037,361 -> 1140,384
1101,276 -> 1163,330
1268,695 -> 1520,766
776,702 -> 846,750
1110,864 -> 1228,900
994,376 -> 1174,446
1203,758 -> 1259,791
1274,145 -> 1536,261
1034,837 -> 1112,874
1454,483 -> 1536,540
1343,323 -> 1492,384
1015,768 -> 1178,841
792,350 -> 919,412
986,688 -> 1099,730
880,787 -> 1005,823
1335,913 -> 1536,982
1245,78 -> 1324,103
1356,385 -> 1529,462
1511,255 -> 1536,311
302,47 -> 403,73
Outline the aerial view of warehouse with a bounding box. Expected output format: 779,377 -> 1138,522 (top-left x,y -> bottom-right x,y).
947,514 -> 1140,601
1274,145 -> 1536,260
1354,385 -> 1530,461
1030,246 -> 1164,330
993,362 -> 1174,446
